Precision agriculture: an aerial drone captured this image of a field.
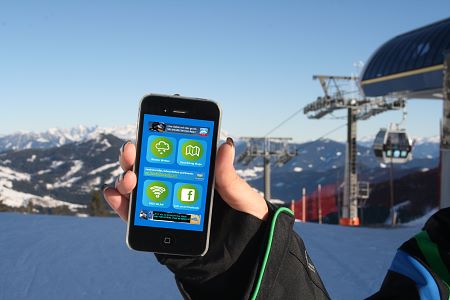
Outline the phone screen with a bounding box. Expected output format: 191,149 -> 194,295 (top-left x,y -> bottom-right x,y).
134,114 -> 215,232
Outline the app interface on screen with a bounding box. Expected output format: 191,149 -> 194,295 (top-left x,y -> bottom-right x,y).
134,114 -> 214,231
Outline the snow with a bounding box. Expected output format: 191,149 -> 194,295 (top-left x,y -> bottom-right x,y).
37,169 -> 51,175
44,160 -> 84,190
100,138 -> 112,149
81,177 -> 102,192
0,214 -> 176,300
88,162 -> 120,175
27,155 -> 37,162
359,135 -> 375,143
50,161 -> 64,168
403,208 -> 438,227
62,160 -> 83,180
236,166 -> 264,180
0,166 -> 31,181
0,181 -> 84,210
0,125 -> 132,152
90,176 -> 102,186
1,127 -> 440,153
296,222 -> 421,299
413,135 -> 440,144
92,124 -> 136,141
110,166 -> 123,177
0,213 -> 424,300
46,176 -> 82,189
104,166 -> 124,184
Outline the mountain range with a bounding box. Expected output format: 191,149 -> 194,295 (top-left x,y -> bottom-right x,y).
0,125 -> 135,152
0,125 -> 442,223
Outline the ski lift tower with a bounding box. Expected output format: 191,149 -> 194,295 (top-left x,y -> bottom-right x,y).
237,137 -> 297,201
304,75 -> 405,226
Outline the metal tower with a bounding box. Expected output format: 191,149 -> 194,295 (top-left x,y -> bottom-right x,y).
442,54 -> 450,208
303,75 -> 405,226
237,137 -> 297,201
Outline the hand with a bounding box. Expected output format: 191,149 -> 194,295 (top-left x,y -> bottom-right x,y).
103,138 -> 269,222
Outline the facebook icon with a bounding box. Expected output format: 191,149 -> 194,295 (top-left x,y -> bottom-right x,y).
181,188 -> 196,202
173,183 -> 202,211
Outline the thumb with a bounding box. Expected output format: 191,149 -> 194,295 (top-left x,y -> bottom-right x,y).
215,137 -> 237,187
215,138 -> 269,220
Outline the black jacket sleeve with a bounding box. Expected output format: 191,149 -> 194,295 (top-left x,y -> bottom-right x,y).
155,192 -> 330,300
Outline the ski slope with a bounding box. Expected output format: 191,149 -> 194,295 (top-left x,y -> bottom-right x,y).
295,221 -> 420,299
0,213 -> 424,300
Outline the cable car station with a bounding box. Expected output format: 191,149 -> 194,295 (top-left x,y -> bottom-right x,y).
304,18 -> 450,225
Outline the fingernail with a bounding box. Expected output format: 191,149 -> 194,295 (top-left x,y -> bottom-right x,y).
101,184 -> 111,193
119,141 -> 131,156
226,137 -> 234,147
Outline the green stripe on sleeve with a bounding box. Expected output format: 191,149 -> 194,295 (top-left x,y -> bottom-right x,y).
250,207 -> 294,300
415,230 -> 450,287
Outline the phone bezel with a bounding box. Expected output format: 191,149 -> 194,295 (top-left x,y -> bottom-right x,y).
126,94 -> 221,256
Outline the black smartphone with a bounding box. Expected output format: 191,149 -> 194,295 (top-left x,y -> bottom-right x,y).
126,94 -> 221,256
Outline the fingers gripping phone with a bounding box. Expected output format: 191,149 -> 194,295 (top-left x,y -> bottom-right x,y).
126,94 -> 221,256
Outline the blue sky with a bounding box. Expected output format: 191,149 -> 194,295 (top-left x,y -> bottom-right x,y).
0,1 -> 449,141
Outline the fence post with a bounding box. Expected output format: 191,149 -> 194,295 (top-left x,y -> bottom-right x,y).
302,188 -> 306,222
318,184 -> 322,224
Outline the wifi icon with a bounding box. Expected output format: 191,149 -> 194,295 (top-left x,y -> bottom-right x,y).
150,186 -> 166,198
145,181 -> 171,205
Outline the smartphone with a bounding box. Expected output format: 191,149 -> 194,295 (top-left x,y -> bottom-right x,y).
126,94 -> 221,256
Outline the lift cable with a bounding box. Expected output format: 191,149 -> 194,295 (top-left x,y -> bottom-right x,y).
315,123 -> 347,141
263,104 -> 347,143
263,107 -> 304,137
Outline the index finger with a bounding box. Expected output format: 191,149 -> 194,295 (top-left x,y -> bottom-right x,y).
120,142 -> 136,171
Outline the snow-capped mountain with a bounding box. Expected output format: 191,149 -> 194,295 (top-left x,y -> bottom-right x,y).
0,125 -> 231,153
0,125 -> 135,152
0,133 -> 124,212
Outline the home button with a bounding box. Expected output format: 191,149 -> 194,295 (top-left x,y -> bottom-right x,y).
162,235 -> 175,246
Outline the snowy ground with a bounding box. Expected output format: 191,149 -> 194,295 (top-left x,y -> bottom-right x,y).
296,221 -> 421,299
0,213 -> 425,300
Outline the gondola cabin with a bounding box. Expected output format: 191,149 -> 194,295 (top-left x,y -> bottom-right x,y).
373,125 -> 413,164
